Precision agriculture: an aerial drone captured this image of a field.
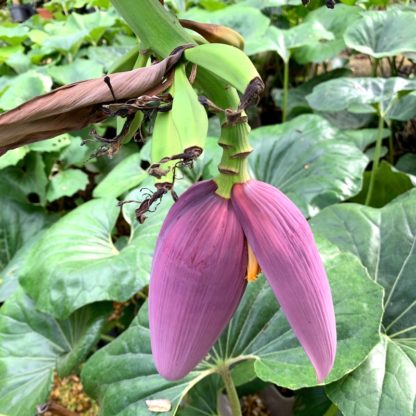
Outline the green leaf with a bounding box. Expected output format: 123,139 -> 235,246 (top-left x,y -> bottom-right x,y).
181,5 -> 269,56
339,128 -> 390,151
81,239 -> 382,415
0,288 -> 110,416
311,189 -> 416,416
47,58 -> 104,85
0,71 -> 52,111
82,303 -> 215,416
306,77 -> 416,117
293,5 -> 362,64
249,114 -> 369,217
215,238 -> 383,389
272,68 -> 352,118
0,148 -> 29,170
46,168 -> 90,202
387,91 -> 416,121
0,153 -> 48,206
344,10 -> 416,58
93,153 -> 147,199
20,182 -> 182,318
0,198 -> 50,301
248,22 -> 334,61
349,161 -> 415,208
396,154 -> 416,177
28,134 -> 72,153
294,387 -> 339,416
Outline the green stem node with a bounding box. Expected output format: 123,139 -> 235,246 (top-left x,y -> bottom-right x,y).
214,121 -> 252,199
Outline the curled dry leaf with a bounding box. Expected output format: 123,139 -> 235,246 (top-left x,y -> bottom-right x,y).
180,19 -> 245,50
0,49 -> 185,154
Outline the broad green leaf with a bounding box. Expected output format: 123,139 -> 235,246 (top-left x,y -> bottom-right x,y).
59,136 -> 92,168
0,45 -> 23,64
387,91 -> 416,121
249,115 -> 369,217
47,58 -> 104,85
272,68 -> 352,118
82,302 -> 214,416
0,147 -> 29,170
294,387 -> 340,416
0,25 -> 29,45
0,71 -> 52,111
339,128 -> 390,151
28,134 -> 71,153
349,161 -> 415,208
181,6 -> 270,56
40,22 -> 87,55
5,52 -> 32,74
396,154 -> 416,177
82,238 -> 382,415
311,190 -> 416,416
93,153 -> 147,199
344,10 -> 416,58
0,153 -> 48,206
82,45 -> 135,72
306,77 -> 416,117
0,198 -> 49,301
215,238 -> 382,389
0,288 -> 110,416
46,168 -> 89,202
20,184 -> 181,318
248,22 -> 334,61
293,5 -> 362,64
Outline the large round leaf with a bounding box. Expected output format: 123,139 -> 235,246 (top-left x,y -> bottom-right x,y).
249,114 -> 369,217
293,5 -> 362,64
180,6 -> 270,56
19,186 -> 179,318
0,198 -> 50,301
0,288 -> 110,416
306,77 -> 416,117
344,10 -> 416,58
81,238 -> 383,415
311,189 -> 416,416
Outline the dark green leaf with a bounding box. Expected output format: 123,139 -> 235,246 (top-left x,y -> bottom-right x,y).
93,153 -> 146,199
311,189 -> 416,416
344,10 -> 416,58
306,77 -> 416,117
0,199 -> 49,301
396,154 -> 416,176
293,5 -> 362,64
46,168 -> 90,202
0,288 -> 110,416
349,161 -> 415,207
249,115 -> 368,216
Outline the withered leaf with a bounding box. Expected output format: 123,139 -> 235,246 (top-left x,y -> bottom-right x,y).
0,49 -> 184,154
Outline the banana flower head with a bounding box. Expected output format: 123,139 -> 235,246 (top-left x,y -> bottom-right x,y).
149,179 -> 336,382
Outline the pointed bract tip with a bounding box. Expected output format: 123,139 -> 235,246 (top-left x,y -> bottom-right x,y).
232,180 -> 337,382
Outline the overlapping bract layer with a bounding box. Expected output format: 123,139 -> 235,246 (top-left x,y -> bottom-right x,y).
232,180 -> 336,382
149,181 -> 247,380
149,180 -> 336,382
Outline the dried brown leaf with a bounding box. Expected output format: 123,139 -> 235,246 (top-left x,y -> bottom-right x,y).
0,49 -> 184,154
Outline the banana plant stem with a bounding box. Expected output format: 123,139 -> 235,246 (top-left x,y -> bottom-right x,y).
365,115 -> 385,206
282,59 -> 290,123
219,365 -> 242,416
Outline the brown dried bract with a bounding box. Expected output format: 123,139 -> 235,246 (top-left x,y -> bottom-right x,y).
0,48 -> 185,154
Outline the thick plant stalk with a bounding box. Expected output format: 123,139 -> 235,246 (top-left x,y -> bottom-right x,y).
365,114 -> 385,205
111,0 -> 195,57
219,364 -> 242,416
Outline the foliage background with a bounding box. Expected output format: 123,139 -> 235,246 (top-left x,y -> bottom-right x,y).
0,0 -> 415,415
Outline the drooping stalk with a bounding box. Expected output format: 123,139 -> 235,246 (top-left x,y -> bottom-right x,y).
219,364 -> 242,416
365,114 -> 385,206
282,58 -> 290,122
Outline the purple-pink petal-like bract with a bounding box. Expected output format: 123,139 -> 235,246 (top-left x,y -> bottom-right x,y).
149,181 -> 247,380
232,180 -> 337,382
149,179 -> 337,382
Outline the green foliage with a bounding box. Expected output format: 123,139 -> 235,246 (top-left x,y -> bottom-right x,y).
0,0 -> 415,414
